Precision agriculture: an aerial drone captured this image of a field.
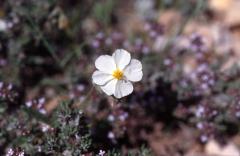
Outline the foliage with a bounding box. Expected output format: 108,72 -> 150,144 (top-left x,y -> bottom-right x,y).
0,100 -> 92,155
2,0 -> 240,155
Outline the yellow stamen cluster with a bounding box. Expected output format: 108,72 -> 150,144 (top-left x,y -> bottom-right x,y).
112,69 -> 123,80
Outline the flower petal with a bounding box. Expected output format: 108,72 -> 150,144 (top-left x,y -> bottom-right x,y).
124,59 -> 143,82
112,49 -> 131,70
114,80 -> 133,98
100,79 -> 118,96
95,55 -> 116,73
92,70 -> 113,85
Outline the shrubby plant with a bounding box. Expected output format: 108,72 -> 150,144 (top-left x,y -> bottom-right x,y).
1,100 -> 92,155
2,0 -> 240,155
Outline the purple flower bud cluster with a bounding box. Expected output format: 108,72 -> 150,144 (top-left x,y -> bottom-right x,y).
107,107 -> 129,123
194,101 -> 219,143
0,82 -> 23,107
190,63 -> 216,95
25,97 -> 47,114
195,102 -> 218,120
89,19 -> 165,55
90,31 -> 127,51
106,105 -> 129,144
196,122 -> 215,143
181,33 -> 216,95
163,56 -> 174,68
5,148 -> 25,156
0,57 -> 7,67
132,38 -> 150,54
39,122 -> 52,133
144,21 -> 164,39
69,84 -> 87,101
189,33 -> 208,60
90,30 -> 151,55
229,95 -> 240,119
107,131 -> 116,144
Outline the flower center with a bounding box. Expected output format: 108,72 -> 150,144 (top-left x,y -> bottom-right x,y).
112,69 -> 123,80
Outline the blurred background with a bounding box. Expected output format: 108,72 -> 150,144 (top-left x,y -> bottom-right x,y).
1,0 -> 240,155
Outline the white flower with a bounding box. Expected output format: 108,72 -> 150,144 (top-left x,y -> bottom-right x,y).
92,49 -> 143,98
